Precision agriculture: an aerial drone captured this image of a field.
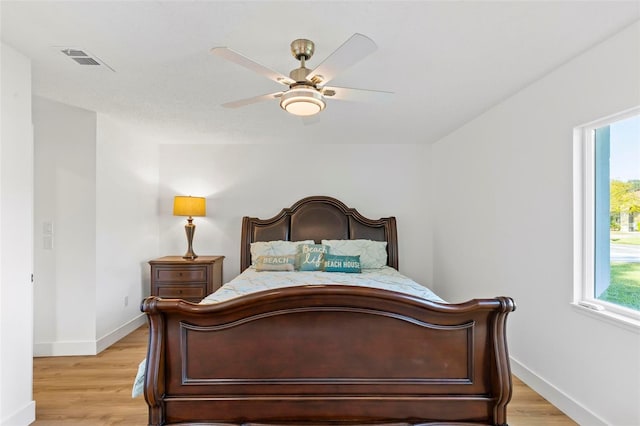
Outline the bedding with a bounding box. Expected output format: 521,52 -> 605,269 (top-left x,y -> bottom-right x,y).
295,243 -> 329,271
323,254 -> 361,273
249,239 -> 314,265
201,266 -> 445,305
321,239 -> 388,268
254,255 -> 296,271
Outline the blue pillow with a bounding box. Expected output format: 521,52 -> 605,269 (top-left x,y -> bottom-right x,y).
295,244 -> 329,271
323,254 -> 361,273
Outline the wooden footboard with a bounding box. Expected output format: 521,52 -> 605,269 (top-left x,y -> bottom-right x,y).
142,286 -> 515,426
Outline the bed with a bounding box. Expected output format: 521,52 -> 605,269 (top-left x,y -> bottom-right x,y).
141,195 -> 516,425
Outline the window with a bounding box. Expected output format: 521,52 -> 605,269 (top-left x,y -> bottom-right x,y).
575,108 -> 640,326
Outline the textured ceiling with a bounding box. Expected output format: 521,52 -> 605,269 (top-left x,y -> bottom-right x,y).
2,1 -> 639,144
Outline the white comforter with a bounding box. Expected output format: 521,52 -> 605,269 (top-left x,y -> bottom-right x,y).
132,268 -> 444,398
201,266 -> 445,304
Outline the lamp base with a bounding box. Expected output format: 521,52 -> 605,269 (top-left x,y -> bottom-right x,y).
182,218 -> 198,260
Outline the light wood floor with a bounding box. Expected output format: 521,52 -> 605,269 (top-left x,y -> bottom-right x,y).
33,325 -> 577,425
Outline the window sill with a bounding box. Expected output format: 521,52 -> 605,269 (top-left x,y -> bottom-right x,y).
571,302 -> 640,334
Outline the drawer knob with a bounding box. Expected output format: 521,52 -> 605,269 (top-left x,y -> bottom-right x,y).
179,272 -> 183,276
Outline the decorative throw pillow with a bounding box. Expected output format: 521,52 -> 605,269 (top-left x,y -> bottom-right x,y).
323,254 -> 361,273
250,240 -> 314,266
295,244 -> 329,271
321,239 -> 387,269
255,255 -> 296,271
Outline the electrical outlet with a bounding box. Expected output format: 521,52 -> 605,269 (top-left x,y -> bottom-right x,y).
124,296 -> 129,307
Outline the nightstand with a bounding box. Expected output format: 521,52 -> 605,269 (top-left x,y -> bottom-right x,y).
149,256 -> 224,301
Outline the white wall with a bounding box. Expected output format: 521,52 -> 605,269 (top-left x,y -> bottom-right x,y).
95,114 -> 159,348
0,43 -> 36,425
432,21 -> 640,425
33,98 -> 158,356
33,97 -> 97,355
158,144 -> 433,286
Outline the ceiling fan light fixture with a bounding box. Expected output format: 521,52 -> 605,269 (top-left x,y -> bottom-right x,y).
279,86 -> 326,116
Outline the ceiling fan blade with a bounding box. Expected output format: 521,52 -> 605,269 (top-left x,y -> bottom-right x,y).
222,91 -> 284,109
211,47 -> 294,86
322,86 -> 393,102
306,33 -> 378,86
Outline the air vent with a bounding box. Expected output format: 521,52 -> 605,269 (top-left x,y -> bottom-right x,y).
54,46 -> 115,71
72,57 -> 100,66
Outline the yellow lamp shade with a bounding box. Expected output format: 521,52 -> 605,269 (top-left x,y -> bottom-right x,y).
173,196 -> 206,217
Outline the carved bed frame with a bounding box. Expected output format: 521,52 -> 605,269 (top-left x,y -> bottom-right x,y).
142,196 -> 516,425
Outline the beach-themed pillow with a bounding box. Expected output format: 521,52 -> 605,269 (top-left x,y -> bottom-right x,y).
321,239 -> 387,269
295,243 -> 329,271
255,255 -> 296,271
323,254 -> 361,273
250,240 -> 314,266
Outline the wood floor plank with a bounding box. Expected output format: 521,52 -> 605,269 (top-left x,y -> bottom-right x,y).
33,326 -> 148,425
33,325 -> 576,425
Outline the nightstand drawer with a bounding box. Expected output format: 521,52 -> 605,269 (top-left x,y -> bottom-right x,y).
149,256 -> 225,301
155,266 -> 207,283
156,285 -> 206,299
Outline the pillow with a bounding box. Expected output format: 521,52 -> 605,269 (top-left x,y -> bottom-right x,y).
295,243 -> 329,271
323,254 -> 361,273
255,255 -> 295,271
250,240 -> 314,266
321,239 -> 387,269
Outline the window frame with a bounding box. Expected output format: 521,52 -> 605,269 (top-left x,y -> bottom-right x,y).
573,107 -> 640,331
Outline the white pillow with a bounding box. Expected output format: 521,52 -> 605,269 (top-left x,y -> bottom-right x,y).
321,239 -> 388,269
250,240 -> 314,266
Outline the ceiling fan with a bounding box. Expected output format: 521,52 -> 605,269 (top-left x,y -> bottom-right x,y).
210,33 -> 392,117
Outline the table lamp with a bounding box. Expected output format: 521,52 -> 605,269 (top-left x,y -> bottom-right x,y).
173,195 -> 206,260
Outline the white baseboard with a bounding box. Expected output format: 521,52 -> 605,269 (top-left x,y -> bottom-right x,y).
33,314 -> 146,357
510,356 -> 607,426
33,340 -> 97,357
96,314 -> 146,354
1,400 -> 35,426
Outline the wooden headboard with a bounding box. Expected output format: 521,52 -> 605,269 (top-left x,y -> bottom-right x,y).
240,196 -> 398,272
